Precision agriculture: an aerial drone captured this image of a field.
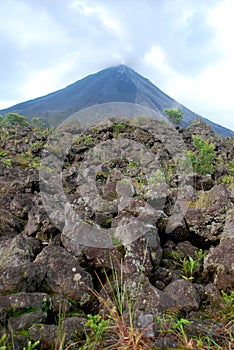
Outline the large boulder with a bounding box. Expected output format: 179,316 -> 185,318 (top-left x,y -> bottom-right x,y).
0,234 -> 40,271
204,209 -> 234,291
0,292 -> 51,324
185,184 -> 232,243
0,262 -> 46,295
164,279 -> 201,312
62,200 -> 163,275
35,245 -> 93,305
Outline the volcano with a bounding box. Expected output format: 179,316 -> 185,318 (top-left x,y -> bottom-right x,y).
1,65 -> 233,136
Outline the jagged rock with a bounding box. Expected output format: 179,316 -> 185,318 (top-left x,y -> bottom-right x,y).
0,118 -> 233,348
185,184 -> 232,243
0,262 -> 46,295
29,324 -> 58,350
175,241 -> 198,259
0,234 -> 41,270
143,183 -> 169,210
0,292 -> 51,324
126,275 -> 176,314
9,193 -> 34,219
35,245 -> 93,305
98,272 -> 176,323
73,245 -> 123,270
151,266 -> 183,289
61,202 -> 114,251
204,283 -> 221,302
61,317 -> 86,347
186,118 -> 215,140
164,279 -> 201,312
62,199 -> 163,273
164,215 -> 190,242
185,316 -> 226,343
8,311 -> 47,332
203,209 -> 234,291
164,185 -> 196,241
0,208 -> 24,237
24,199 -> 58,239
123,230 -> 162,275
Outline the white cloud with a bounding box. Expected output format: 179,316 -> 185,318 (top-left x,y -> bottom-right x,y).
71,0 -> 123,36
144,46 -> 167,70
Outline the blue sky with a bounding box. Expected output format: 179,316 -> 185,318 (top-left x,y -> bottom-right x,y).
0,0 -> 234,131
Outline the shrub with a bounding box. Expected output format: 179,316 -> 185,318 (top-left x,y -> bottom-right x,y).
164,108 -> 183,125
188,135 -> 215,175
4,113 -> 29,127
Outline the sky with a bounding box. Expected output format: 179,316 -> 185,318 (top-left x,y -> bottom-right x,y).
0,0 -> 234,131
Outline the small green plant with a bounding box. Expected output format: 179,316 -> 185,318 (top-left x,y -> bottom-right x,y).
96,171 -> 108,183
164,108 -> 183,125
23,340 -> 40,350
189,191 -> 212,209
148,169 -> 165,185
83,134 -> 93,145
111,236 -> 123,246
128,160 -> 137,167
220,290 -> 234,323
188,135 -> 215,175
3,158 -> 12,167
144,141 -> 151,148
220,175 -> 233,184
81,314 -> 109,350
0,151 -> 6,157
31,141 -> 44,149
92,127 -> 99,134
192,334 -> 223,349
171,318 -> 191,346
112,122 -> 128,136
0,333 -> 7,350
135,171 -> 146,188
181,256 -> 198,281
172,249 -> 205,281
75,134 -> 93,146
102,217 -> 112,228
225,160 -> 234,176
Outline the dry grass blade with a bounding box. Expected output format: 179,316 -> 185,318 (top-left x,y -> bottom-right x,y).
84,266 -> 154,350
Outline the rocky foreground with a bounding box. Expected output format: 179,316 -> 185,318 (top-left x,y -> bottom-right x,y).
0,116 -> 233,349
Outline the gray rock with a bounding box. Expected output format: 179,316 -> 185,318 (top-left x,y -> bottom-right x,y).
125,275 -> 176,314
0,262 -> 46,295
0,234 -> 40,271
61,317 -> 86,347
35,245 -> 93,305
185,184 -> 232,243
0,208 -> 24,237
203,209 -> 234,291
8,311 -> 47,332
29,324 -> 58,349
0,292 -> 51,323
164,279 -> 201,312
9,193 -> 33,219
